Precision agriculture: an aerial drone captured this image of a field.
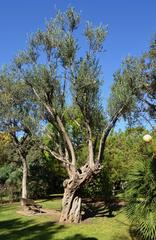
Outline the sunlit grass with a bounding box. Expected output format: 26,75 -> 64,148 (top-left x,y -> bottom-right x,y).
0,198 -> 132,240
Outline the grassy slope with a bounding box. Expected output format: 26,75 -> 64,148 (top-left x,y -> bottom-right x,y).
0,199 -> 132,240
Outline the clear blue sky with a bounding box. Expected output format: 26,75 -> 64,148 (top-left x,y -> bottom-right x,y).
0,0 -> 155,129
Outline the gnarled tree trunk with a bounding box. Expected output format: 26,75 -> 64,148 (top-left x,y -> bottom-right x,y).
60,181 -> 81,223
59,163 -> 101,223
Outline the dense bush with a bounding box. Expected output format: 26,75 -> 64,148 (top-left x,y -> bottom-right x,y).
126,133 -> 156,240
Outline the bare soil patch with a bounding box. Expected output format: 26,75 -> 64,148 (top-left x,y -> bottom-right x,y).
17,208 -> 61,221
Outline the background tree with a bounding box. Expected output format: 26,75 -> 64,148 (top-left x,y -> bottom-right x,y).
0,132 -> 20,201
120,35 -> 156,127
0,69 -> 40,205
0,132 -> 15,166
104,128 -> 146,189
140,35 -> 156,119
28,129 -> 67,199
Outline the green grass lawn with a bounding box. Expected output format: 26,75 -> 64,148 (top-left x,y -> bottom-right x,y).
0,198 -> 133,240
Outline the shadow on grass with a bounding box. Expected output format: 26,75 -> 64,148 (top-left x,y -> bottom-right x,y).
0,219 -> 99,240
0,218 -> 64,240
64,234 -> 97,240
129,225 -> 142,240
82,201 -> 122,220
37,194 -> 63,203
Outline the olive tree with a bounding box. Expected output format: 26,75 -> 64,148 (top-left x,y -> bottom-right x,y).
6,8 -> 143,222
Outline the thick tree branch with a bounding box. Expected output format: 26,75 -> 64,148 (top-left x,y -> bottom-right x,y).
97,105 -> 125,163
27,83 -> 77,166
76,102 -> 94,167
85,122 -> 94,168
55,115 -> 76,166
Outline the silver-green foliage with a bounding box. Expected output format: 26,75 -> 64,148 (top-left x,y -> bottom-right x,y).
108,57 -> 145,119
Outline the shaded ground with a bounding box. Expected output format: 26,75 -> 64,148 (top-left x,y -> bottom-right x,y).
17,208 -> 61,222
0,198 -> 133,240
0,219 -> 63,240
82,199 -> 126,220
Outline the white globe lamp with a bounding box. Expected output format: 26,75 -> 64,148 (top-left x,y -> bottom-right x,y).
143,134 -> 152,143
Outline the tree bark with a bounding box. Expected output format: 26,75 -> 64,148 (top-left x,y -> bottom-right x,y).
59,178 -> 81,223
21,159 -> 28,207
59,163 -> 101,223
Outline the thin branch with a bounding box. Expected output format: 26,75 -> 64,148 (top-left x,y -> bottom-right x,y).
42,145 -> 73,166
9,132 -> 20,146
141,114 -> 155,130
61,69 -> 67,111
20,132 -> 30,145
68,113 -> 81,127
10,132 -> 27,165
143,98 -> 156,109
